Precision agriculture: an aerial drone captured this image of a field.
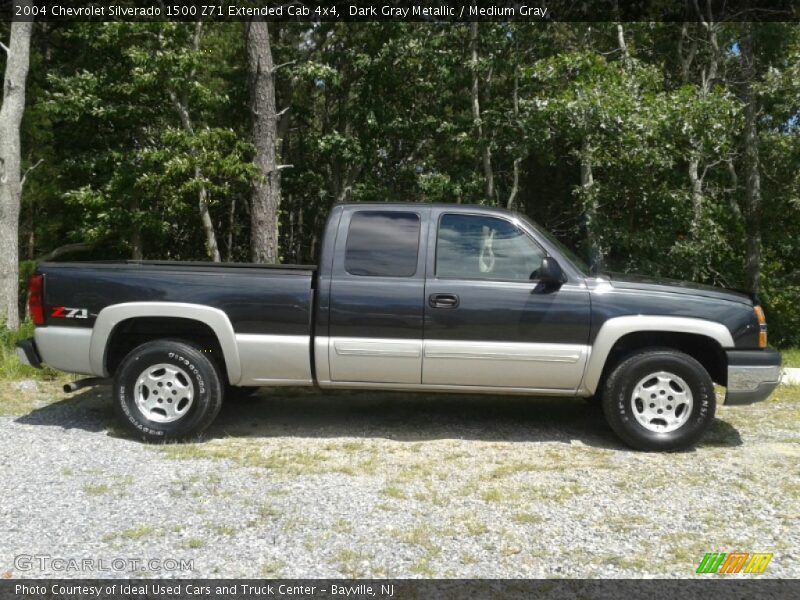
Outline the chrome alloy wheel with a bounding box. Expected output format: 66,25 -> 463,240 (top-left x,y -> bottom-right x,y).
134,363 -> 194,423
630,371 -> 693,433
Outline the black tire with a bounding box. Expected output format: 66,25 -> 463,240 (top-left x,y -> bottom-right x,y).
113,339 -> 224,442
601,349 -> 715,451
225,385 -> 260,402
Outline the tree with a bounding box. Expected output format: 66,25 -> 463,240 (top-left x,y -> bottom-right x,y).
246,20 -> 281,264
164,22 -> 221,262
6,21 -> 800,344
43,22 -> 254,263
0,3 -> 33,331
740,25 -> 763,294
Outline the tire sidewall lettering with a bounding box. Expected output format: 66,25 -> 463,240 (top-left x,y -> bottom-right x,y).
603,350 -> 716,451
114,342 -> 220,441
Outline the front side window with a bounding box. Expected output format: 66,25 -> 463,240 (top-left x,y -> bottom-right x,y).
436,214 -> 545,281
345,211 -> 420,277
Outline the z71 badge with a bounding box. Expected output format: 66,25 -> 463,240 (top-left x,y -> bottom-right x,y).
51,306 -> 89,319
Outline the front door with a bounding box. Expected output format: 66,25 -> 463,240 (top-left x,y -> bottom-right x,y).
422,210 -> 591,391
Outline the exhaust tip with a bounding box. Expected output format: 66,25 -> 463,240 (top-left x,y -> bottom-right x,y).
63,377 -> 108,394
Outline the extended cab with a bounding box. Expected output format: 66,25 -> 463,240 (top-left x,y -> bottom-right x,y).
16,204 -> 781,450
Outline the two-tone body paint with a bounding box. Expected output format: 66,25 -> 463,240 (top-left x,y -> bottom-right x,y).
31,203 -> 767,399
35,262 -> 316,385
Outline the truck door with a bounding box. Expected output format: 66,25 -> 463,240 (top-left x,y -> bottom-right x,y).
326,206 -> 429,384
422,209 -> 591,392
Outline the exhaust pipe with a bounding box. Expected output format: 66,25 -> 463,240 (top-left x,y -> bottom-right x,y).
63,377 -> 109,393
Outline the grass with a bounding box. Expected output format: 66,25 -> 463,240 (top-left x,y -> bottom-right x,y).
0,321 -> 65,382
512,512 -> 544,525
331,548 -> 373,578
160,440 -> 379,478
463,518 -> 489,536
0,320 -> 74,416
330,518 -> 353,534
381,485 -> 406,500
209,524 -> 237,536
83,483 -> 111,496
260,561 -> 286,578
103,525 -> 156,542
781,348 -> 800,368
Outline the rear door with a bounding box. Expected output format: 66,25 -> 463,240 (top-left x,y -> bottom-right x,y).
422,209 -> 591,392
326,206 -> 429,384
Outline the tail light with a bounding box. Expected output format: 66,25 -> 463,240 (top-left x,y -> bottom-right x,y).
754,305 -> 767,348
28,274 -> 45,326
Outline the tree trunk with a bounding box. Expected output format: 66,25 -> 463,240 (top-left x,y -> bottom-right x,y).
246,20 -> 281,264
683,6 -> 723,249
130,196 -> 143,260
688,156 -> 704,232
195,165 -> 221,262
469,19 -> 494,204
581,140 -> 603,272
166,23 -> 221,262
741,28 -> 762,294
226,197 -> 236,262
506,69 -> 521,211
0,8 -> 33,331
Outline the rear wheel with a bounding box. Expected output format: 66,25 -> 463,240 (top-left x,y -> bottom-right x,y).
113,339 -> 224,442
602,349 -> 715,451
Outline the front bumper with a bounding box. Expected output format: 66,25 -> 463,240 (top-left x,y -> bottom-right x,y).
725,349 -> 781,405
15,338 -> 42,369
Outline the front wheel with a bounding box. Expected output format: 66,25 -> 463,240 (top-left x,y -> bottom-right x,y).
113,339 -> 224,442
602,349 -> 715,451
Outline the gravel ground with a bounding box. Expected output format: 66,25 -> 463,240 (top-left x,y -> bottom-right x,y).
1,380 -> 798,579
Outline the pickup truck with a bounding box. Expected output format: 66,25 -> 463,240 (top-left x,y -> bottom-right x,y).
16,203 -> 781,450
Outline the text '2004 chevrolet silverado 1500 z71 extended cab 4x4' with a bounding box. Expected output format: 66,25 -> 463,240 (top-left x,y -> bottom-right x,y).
16,204 -> 781,450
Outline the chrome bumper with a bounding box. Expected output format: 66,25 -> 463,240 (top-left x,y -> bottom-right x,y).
725,349 -> 781,405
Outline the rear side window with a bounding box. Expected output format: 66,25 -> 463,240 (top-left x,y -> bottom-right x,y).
345,211 -> 420,277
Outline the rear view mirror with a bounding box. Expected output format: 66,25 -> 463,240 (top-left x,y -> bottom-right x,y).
538,257 -> 566,285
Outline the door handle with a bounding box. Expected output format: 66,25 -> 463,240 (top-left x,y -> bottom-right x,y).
429,293 -> 459,309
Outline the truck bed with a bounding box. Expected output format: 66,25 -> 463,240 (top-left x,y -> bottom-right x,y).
37,260 -> 316,336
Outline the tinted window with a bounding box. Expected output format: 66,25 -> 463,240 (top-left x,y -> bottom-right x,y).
436,214 -> 545,281
345,211 -> 420,277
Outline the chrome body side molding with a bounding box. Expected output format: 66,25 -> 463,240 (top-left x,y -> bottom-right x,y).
328,337 -> 422,384
580,315 -> 735,395
90,302 -> 242,384
321,336 -> 589,392
422,340 -> 587,390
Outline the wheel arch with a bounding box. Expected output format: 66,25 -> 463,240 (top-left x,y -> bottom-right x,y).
581,316 -> 733,395
89,302 -> 241,384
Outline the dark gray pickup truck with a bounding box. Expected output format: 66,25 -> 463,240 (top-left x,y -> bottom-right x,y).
16,203 -> 781,450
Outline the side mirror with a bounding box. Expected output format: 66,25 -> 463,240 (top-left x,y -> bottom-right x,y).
538,257 -> 566,285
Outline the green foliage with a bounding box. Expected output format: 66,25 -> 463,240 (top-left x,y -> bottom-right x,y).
781,348 -> 800,368
0,321 -> 62,381
11,21 -> 800,342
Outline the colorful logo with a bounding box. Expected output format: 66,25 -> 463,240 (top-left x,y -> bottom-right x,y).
696,552 -> 773,574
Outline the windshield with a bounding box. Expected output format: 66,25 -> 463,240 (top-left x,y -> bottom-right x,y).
518,215 -> 590,277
